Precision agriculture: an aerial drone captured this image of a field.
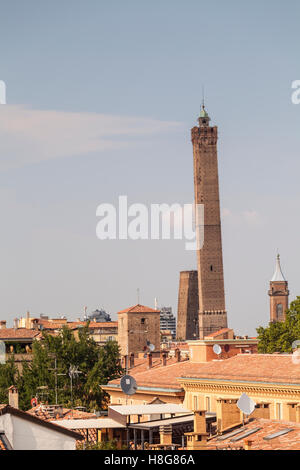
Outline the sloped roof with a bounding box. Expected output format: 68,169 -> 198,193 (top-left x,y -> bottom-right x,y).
105,354 -> 300,392
207,418 -> 300,450
51,418 -> 125,429
0,329 -> 40,340
39,320 -> 117,330
0,405 -> 83,440
109,403 -> 190,416
118,304 -> 160,314
205,328 -> 233,338
27,405 -> 96,421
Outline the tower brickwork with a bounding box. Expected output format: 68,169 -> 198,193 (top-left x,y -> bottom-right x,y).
117,304 -> 160,357
269,254 -> 289,322
191,105 -> 227,339
176,270 -> 199,340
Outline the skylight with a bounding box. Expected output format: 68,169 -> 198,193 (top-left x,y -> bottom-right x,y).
230,427 -> 261,442
263,429 -> 294,441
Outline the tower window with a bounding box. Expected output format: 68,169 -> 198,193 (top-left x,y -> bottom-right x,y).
141,318 -> 145,324
276,304 -> 283,320
210,265 -> 213,271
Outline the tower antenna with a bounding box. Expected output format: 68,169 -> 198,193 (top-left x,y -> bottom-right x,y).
202,84 -> 205,108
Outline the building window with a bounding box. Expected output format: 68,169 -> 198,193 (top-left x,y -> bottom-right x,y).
141,318 -> 145,325
193,395 -> 198,410
276,403 -> 282,420
277,304 -> 283,320
206,396 -> 211,412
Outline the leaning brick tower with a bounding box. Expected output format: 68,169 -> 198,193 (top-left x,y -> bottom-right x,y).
191,104 -> 227,338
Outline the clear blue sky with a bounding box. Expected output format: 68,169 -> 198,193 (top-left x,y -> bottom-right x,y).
0,0 -> 299,335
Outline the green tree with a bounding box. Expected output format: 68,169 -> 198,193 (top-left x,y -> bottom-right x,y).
1,325 -> 124,411
0,356 -> 19,404
257,296 -> 300,353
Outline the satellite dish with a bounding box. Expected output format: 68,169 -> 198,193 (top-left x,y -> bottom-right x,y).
120,375 -> 137,396
213,344 -> 222,355
237,393 -> 256,416
149,343 -> 155,352
0,341 -> 5,365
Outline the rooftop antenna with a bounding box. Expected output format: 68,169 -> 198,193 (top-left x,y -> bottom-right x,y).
237,393 -> 256,427
48,355 -> 66,405
154,297 -> 158,310
68,365 -> 82,413
202,84 -> 205,109
137,288 -> 140,304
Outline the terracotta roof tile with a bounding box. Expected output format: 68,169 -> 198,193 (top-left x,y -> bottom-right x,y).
207,418 -> 300,450
27,405 -> 96,421
205,328 -> 233,338
0,329 -> 40,340
118,304 -> 160,314
39,320 -> 117,330
179,353 -> 300,385
106,353 -> 300,391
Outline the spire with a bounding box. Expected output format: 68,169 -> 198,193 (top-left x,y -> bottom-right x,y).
271,254 -> 286,282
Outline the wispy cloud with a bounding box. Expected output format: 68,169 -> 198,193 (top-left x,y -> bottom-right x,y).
222,208 -> 262,227
242,210 -> 260,226
0,105 -> 181,171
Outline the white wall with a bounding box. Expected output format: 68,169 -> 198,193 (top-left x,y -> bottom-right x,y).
0,413 -> 77,450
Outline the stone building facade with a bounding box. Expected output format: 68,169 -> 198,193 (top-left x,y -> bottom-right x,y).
117,304 -> 160,357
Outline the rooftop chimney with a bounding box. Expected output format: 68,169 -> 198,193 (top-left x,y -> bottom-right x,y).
123,355 -> 128,371
26,311 -> 30,329
216,398 -> 242,433
159,425 -> 172,446
13,318 -> 18,330
129,352 -> 135,369
162,351 -> 168,366
244,439 -> 253,451
175,348 -> 181,362
8,385 -> 18,409
0,321 -> 6,330
148,352 -> 152,369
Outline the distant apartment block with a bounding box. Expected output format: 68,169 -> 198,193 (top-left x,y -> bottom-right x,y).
160,307 -> 176,339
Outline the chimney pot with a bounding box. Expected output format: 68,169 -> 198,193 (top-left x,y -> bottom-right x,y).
148,352 -> 152,369
8,385 -> 19,409
175,348 -> 181,362
129,352 -> 135,368
162,352 -> 168,366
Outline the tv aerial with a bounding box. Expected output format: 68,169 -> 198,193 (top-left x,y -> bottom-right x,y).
120,375 -> 137,396
213,343 -> 222,356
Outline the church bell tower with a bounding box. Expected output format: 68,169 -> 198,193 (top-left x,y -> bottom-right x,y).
268,254 -> 289,322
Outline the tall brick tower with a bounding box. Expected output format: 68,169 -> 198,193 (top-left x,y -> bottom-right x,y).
191,104 -> 227,339
268,254 -> 289,322
176,270 -> 199,340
